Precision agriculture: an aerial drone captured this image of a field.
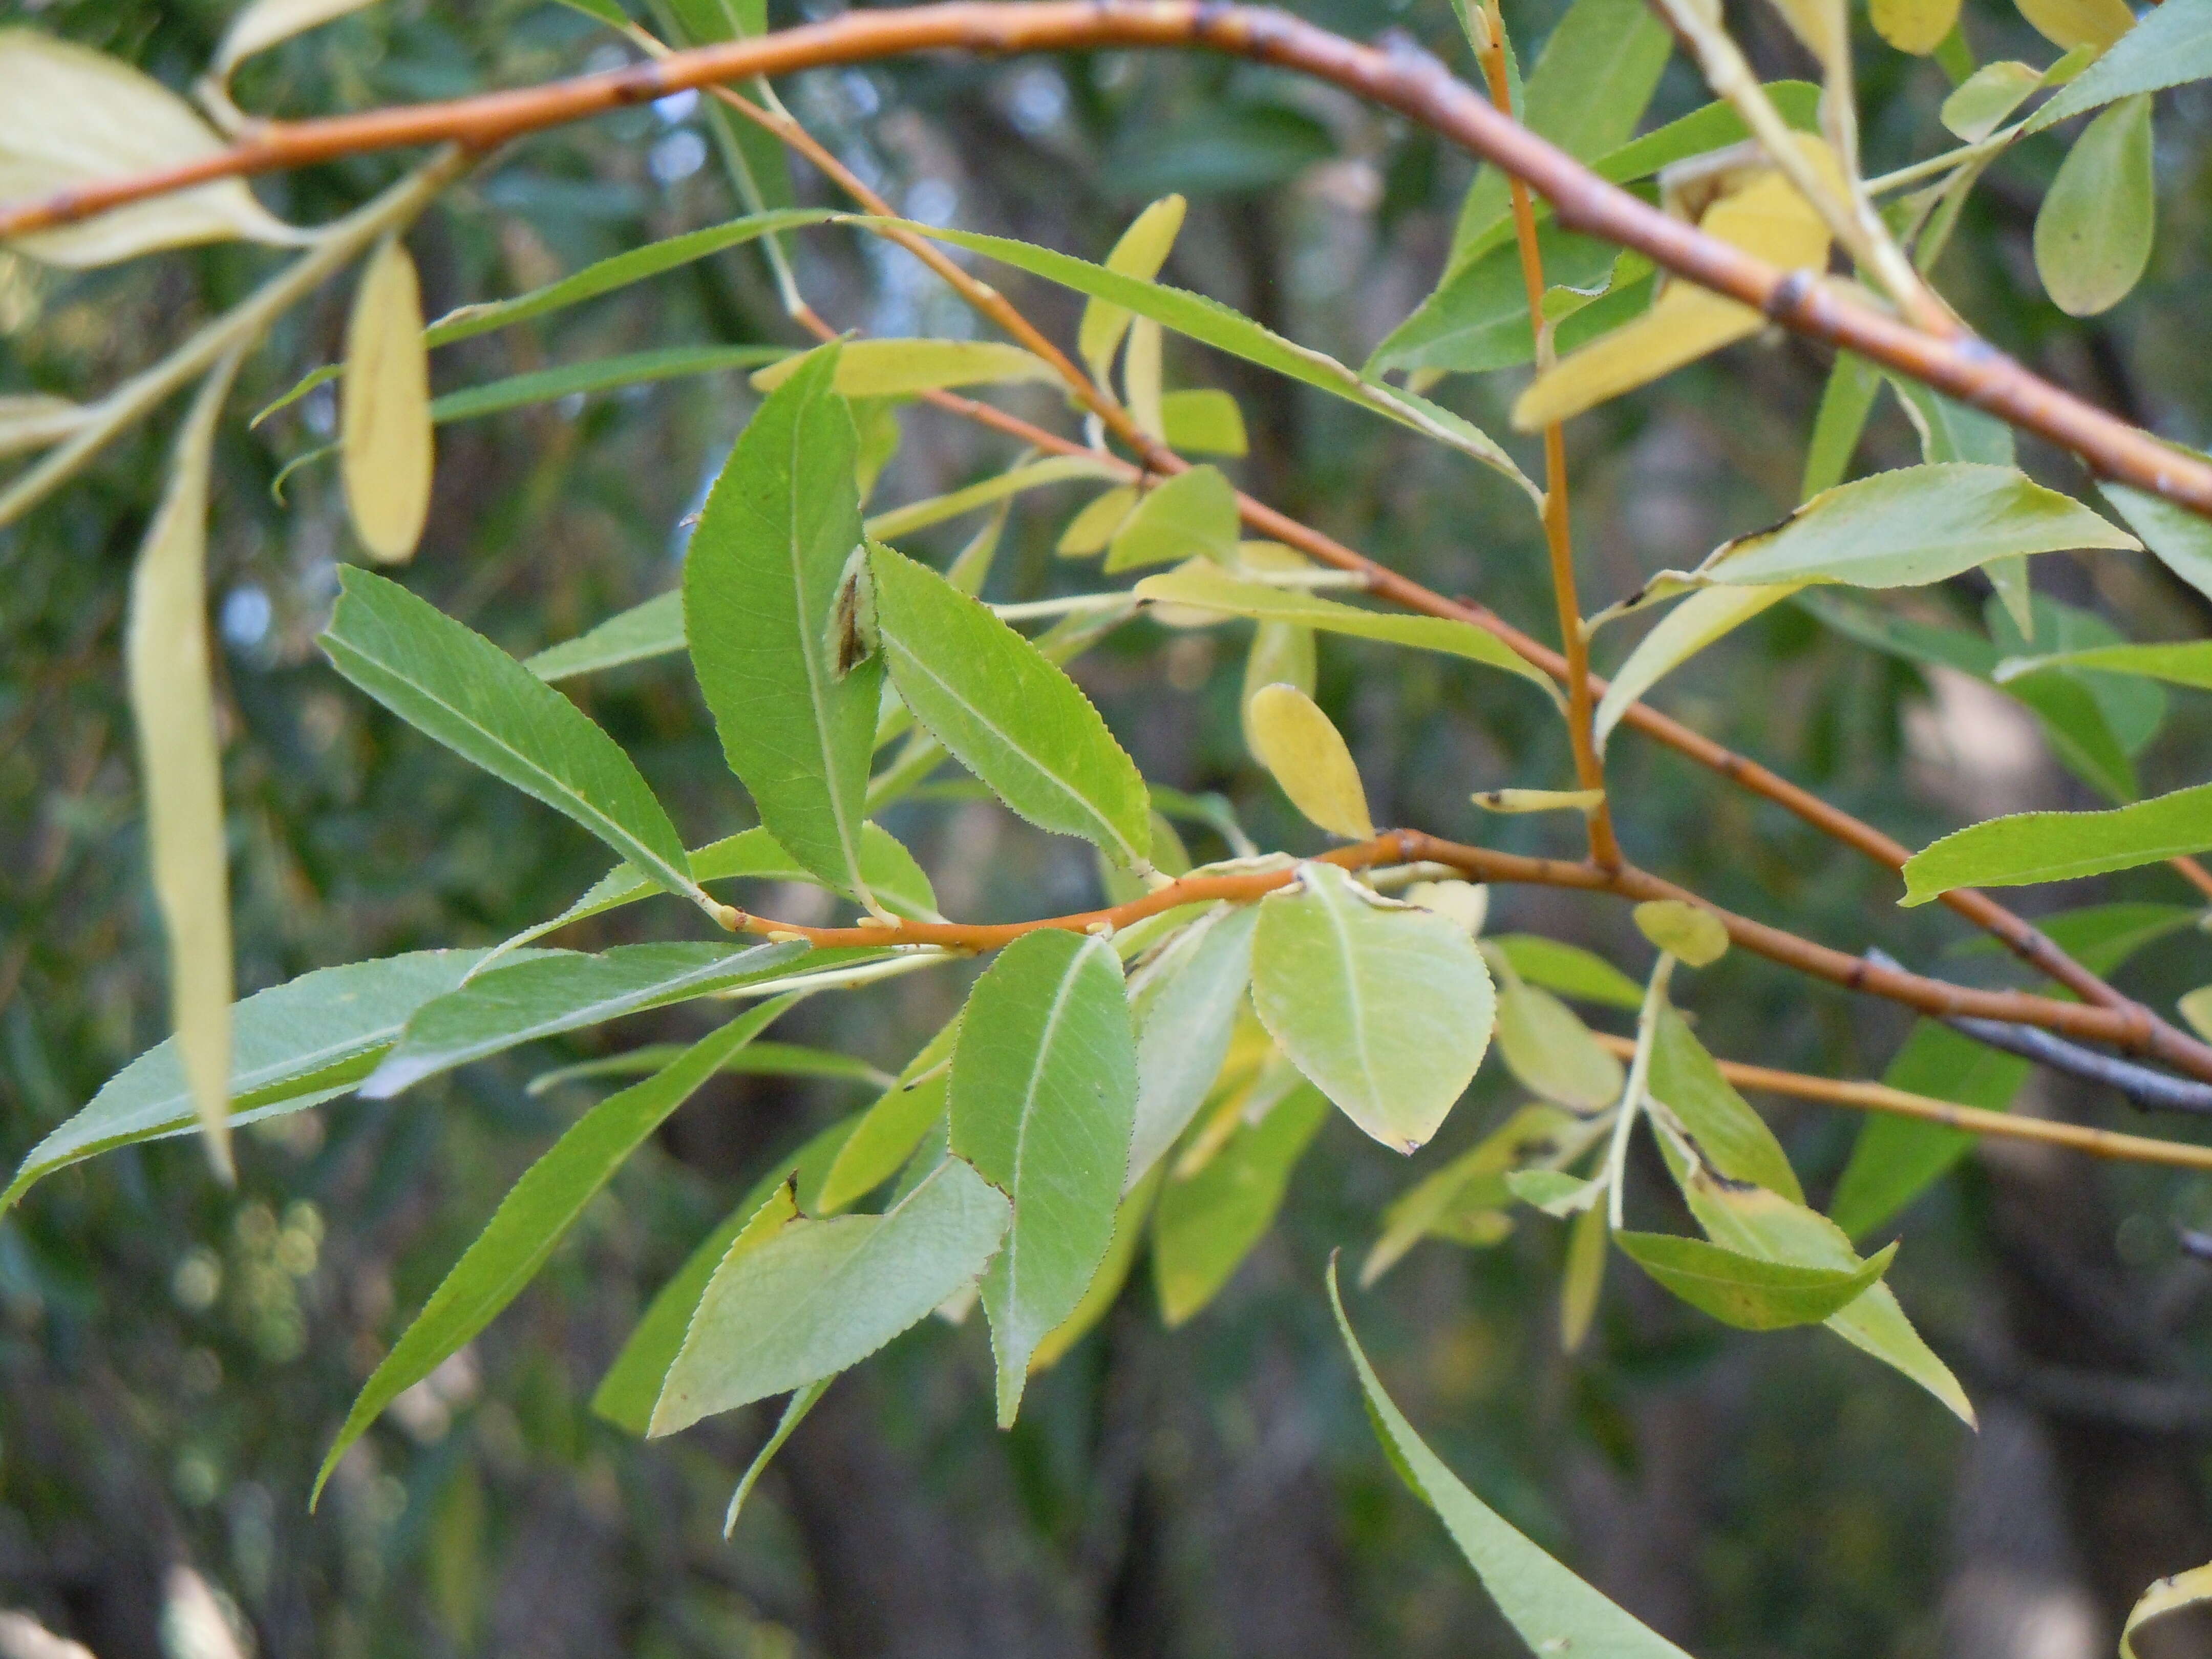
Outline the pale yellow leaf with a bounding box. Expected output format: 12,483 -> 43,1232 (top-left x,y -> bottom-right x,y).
1471,786 -> 1609,814
0,392 -> 87,458
1079,195 -> 1187,381
1633,899 -> 1730,967
341,236 -> 434,564
1402,878 -> 1488,935
1057,485 -> 1138,557
752,338 -> 1061,398
1766,0 -> 1849,75
2014,0 -> 2135,52
1123,318 -> 1166,441
126,353 -> 243,1182
0,29 -> 303,267
1514,137 -> 1842,430
1870,0 -> 1962,55
212,0 -> 378,77
2180,985 -> 2212,1044
1246,683 -> 1373,840
2123,1562 -> 2212,1659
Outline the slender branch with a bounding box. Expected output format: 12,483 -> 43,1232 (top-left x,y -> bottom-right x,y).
1588,1034 -> 2212,1176
5,5 -> 2210,516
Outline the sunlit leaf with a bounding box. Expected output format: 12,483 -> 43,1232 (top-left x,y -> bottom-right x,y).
2015,0 -> 2136,54
1106,465 -> 1240,573
1903,782 -> 2212,902
1079,195 -> 1187,383
340,236 -> 434,563
753,338 -> 1061,398
1646,1007 -> 1802,1202
1160,388 -> 1248,456
1245,683 -> 1373,840
1615,1231 -> 1896,1330
2034,96 -> 2155,317
866,455 -> 1121,543
527,1040 -> 891,1097
1152,1083 -> 1327,1326
1996,640 -> 2212,692
2030,0 -> 2212,130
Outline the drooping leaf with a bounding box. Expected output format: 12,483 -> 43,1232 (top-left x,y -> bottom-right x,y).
1152,1083 -> 1327,1326
2030,0 -> 2212,131
1902,782 -> 2212,903
314,999 -> 799,1503
1828,1022 -> 2028,1238
0,29 -> 302,266
1560,1200 -> 1609,1352
321,568 -> 704,906
813,1018 -> 961,1215
649,1155 -> 1010,1434
1245,683 -> 1373,840
1593,584 -> 1804,753
1105,466 -> 1240,573
950,930 -> 1138,1423
211,0 -> 377,77
1615,1231 -> 1897,1330
2103,474 -> 2212,607
2034,96 -> 2156,318
723,1376 -> 829,1538
1489,934 -> 1646,1010
752,338 -> 1061,398
1127,904 -> 1263,1187
3,948 -> 502,1211
1645,1008 -> 1803,1202
1800,351 -> 1880,499
1631,900 -> 1730,968
1080,195 -> 1188,382
1871,0 -> 1963,54
1329,1262 -> 1699,1659
126,357 -> 239,1180
1941,61 -> 2045,141
867,541 -> 1154,868
1490,970 -> 1624,1111
341,236 -> 435,563
1251,863 -> 1495,1154
1160,389 -> 1248,456
1362,1102 -> 1597,1286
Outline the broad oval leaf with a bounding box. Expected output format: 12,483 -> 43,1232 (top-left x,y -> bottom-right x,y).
313,999 -> 798,1504
752,338 -> 1060,398
1614,1230 -> 1897,1330
0,29 -> 302,266
1631,899 -> 1730,967
1250,863 -> 1495,1154
866,541 -> 1153,868
1080,194 -> 1187,379
1242,620 -> 1317,757
1152,1082 -> 1327,1327
1828,1022 -> 2027,1239
1161,388 -> 1248,456
1491,972 -> 1624,1111
1871,0 -> 1962,53
341,236 -> 435,563
1245,683 -> 1373,840
1106,465 -> 1240,573
320,567 -> 701,906
687,345 -> 883,899
648,1154 -> 1010,1435
1127,904 -> 1263,1188
1901,782 -> 2212,903
951,929 -> 1138,1423
212,0 -> 376,78
2034,96 -> 2156,318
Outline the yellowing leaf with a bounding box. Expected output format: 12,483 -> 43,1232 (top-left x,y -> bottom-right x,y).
1492,972 -> 1625,1110
1079,195 -> 1187,381
1871,0 -> 1962,54
1058,485 -> 1139,557
0,393 -> 87,459
126,355 -> 243,1181
1765,0 -> 1849,75
1246,684 -> 1373,839
2015,0 -> 2135,52
1403,878 -> 1488,935
341,236 -> 434,563
2181,985 -> 2212,1044
1123,318 -> 1166,440
1161,388 -> 1248,456
1241,620 -> 1316,757
0,29 -> 303,266
2123,1562 -> 2212,1659
752,338 -> 1061,398
1941,61 -> 2044,140
1632,899 -> 1729,966
1107,466 -> 1240,573
1513,138 -> 1841,429
2034,95 -> 2156,318
212,0 -> 377,78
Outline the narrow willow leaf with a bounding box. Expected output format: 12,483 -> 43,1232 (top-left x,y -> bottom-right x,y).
753,338 -> 1060,398
951,930 -> 1138,1424
361,940 -> 838,1097
865,456 -> 1121,544
1058,486 -> 1139,557
2031,0 -> 2212,131
1707,465 -> 2137,589
1942,61 -> 2044,139
1514,140 -> 1842,429
341,237 -> 434,563
2015,0 -> 2136,53
2035,96 -> 2156,318
126,356 -> 240,1180
1646,1008 -> 1802,1201
1764,0 -> 1848,77
1631,900 -> 1730,967
1902,783 -> 2212,903
2123,1562 -> 2212,1659
1508,1168 -> 1603,1217
867,542 -> 1153,868
321,568 -> 701,905
0,393 -> 88,458
1593,584 -> 1803,753
1560,1200 -> 1608,1352
434,345 -> 788,427
1329,1263 -> 1698,1659
813,1018 -> 961,1215
314,999 -> 797,1504
1030,1165 -> 1164,1374
1134,562 -> 1558,698
1251,863 -> 1494,1154
1801,352 -> 1879,499
1828,1022 -> 2027,1238
1997,640 -> 2212,691
1368,225 -> 1618,377
724,1376 -> 828,1537
212,0 -> 375,77
1123,318 -> 1165,441
1245,684 -> 1373,840
526,591 -> 684,682
528,1040 -> 892,1097
2103,476 -> 2212,607
1952,899 -> 2200,975
4,948 -> 498,1211
1491,972 -> 1624,1111
1242,622 -> 1317,758
1161,389 -> 1248,456
1107,466 -> 1240,573
1363,1103 -> 1596,1287
1080,195 -> 1187,381
1871,0 -> 1961,52
1128,904 -> 1262,1188
650,1155 -> 1010,1434
1618,1231 -> 1896,1329
687,346 -> 881,900
1152,1083 -> 1327,1326
0,30 -> 302,266
1490,935 -> 1646,1010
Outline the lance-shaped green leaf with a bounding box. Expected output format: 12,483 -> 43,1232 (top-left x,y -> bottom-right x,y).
1488,934 -> 1646,1010
1903,783 -> 2212,902
314,998 -> 799,1504
1362,1103 -> 1600,1286
2035,96 -> 2156,317
1151,1083 -> 1327,1326
1105,466 -> 1240,573
4,948 -> 505,1211
320,567 -> 701,906
527,590 -> 686,683
724,1376 -> 829,1537
1704,465 -> 2138,590
649,1155 -> 1010,1434
1251,863 -> 1495,1154
528,1041 -> 892,1097
2103,475 -> 2212,608
687,346 -> 883,899
362,940 -> 858,1097
864,455 -> 1121,543
1368,225 -> 1620,377
950,930 -> 1138,1424
1133,562 -> 1558,698
1593,584 -> 1804,753
813,1017 -> 961,1215
432,345 -> 790,430
866,542 -> 1153,868
1828,1022 -> 2028,1239
1329,1262 -> 1698,1659
754,338 -> 1060,398
1614,1231 -> 1897,1330
1646,1007 -> 1802,1201
2029,0 -> 2212,132
1997,640 -> 2212,693
1127,904 -> 1262,1188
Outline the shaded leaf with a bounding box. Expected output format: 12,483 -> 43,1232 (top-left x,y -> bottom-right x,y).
433,345 -> 789,429
1594,584 -> 1803,753
866,455 -> 1121,544
1152,1083 -> 1327,1326
212,0 -> 377,75
813,1018 -> 961,1215
528,1041 -> 890,1096
1128,904 -> 1262,1187
1560,1200 -> 1609,1353
1997,640 -> 2212,692
2015,0 -> 2136,54
1646,1007 -> 1802,1202
1058,486 -> 1140,557
2123,1562 -> 2212,1659
1489,934 -> 1646,1010
1491,970 -> 1624,1111
1363,1103 -> 1597,1286
1828,1022 -> 2027,1238
1942,61 -> 2045,140
1902,783 -> 2212,903
2104,474 -> 2212,607
526,591 -> 685,682
724,1377 -> 828,1537
2035,96 -> 2155,317
1873,0 -> 1962,53
1631,900 -> 1730,967
1030,1164 -> 1165,1374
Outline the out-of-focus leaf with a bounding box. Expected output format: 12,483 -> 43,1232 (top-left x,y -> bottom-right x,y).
125,357 -> 238,1179
341,236 -> 434,563
2122,1562 -> 2212,1659
1403,879 -> 1488,937
1127,904 -> 1262,1187
315,999 -> 798,1503
1106,103 -> 1333,201
1245,683 -> 1373,840
650,1155 -> 1009,1434
1801,352 -> 1879,500
0,29 -> 302,266
1616,1231 -> 1896,1329
1160,389 -> 1247,456
1593,584 -> 1804,753
951,930 -> 1137,1423
528,1040 -> 892,1097
1872,0 -> 1962,53
866,456 -> 1121,543
2031,0 -> 2212,130
1106,466 -> 1240,573
724,1376 -> 828,1537
1489,935 -> 1646,1010
1363,1103 -> 1597,1286
1242,621 -> 1317,757
1059,486 -> 1139,557
0,393 -> 86,458
813,1018 -> 959,1216
1631,900 -> 1729,967
2104,474 -> 2212,608
1560,1200 -> 1608,1352
1941,61 -> 2044,140
320,568 -> 702,906
2182,986 -> 2212,1043
211,0 -> 376,78
431,345 -> 788,428
1080,195 -> 1186,382
2015,0 -> 2136,54
2034,96 -> 2155,317
1329,1263 -> 1699,1659
1996,640 -> 2212,693
1252,863 -> 1495,1154
1902,783 -> 2212,903
1491,970 -> 1624,1111
1152,1082 -> 1327,1326
867,542 -> 1153,868
1828,1022 -> 2027,1239
753,338 -> 1061,398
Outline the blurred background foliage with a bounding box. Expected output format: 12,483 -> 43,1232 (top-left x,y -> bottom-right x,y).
6,0 -> 2212,1654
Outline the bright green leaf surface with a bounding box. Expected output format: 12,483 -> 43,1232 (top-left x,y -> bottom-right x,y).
1152,1083 -> 1327,1326
1106,465 -> 1240,573
1127,904 -> 1262,1187
1030,1164 -> 1164,1373
1160,388 -> 1247,455
754,338 -> 1061,398
1646,1008 -> 1803,1202
1828,1022 -> 2028,1239
1616,1231 -> 1897,1330
1902,783 -> 2212,903
526,591 -> 684,682
1488,934 -> 1646,1009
